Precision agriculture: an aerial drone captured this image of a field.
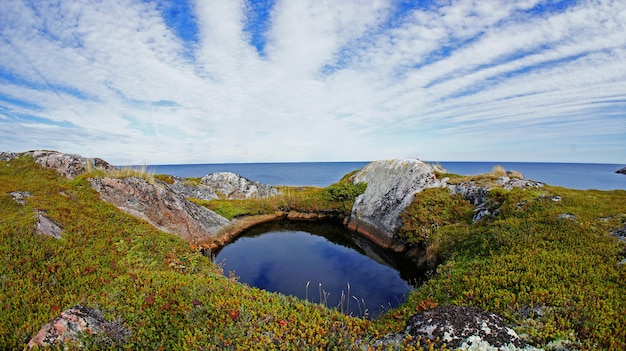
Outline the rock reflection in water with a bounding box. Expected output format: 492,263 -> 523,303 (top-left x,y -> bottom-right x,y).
214,220 -> 425,319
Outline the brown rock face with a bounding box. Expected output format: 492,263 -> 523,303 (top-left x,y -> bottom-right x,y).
89,176 -> 230,243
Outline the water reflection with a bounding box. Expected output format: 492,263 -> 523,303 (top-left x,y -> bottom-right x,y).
214,220 -> 425,318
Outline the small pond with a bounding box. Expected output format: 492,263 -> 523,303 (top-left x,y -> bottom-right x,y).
213,220 -> 426,319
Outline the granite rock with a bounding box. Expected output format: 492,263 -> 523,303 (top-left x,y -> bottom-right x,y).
346,159 -> 444,248
200,172 -> 280,199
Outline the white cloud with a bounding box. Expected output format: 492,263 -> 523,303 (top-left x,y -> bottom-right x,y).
0,0 -> 624,164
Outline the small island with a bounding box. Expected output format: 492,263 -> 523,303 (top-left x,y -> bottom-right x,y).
617,166 -> 626,175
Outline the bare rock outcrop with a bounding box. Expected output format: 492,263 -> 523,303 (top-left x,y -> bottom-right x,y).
200,172 -> 280,199
168,175 -> 218,201
4,150 -> 115,179
89,176 -> 229,243
27,305 -> 130,349
616,166 -> 626,175
346,159 -> 444,249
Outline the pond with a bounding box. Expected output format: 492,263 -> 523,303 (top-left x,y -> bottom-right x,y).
213,220 -> 425,319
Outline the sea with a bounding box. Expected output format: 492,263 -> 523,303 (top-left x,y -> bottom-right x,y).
147,161 -> 626,191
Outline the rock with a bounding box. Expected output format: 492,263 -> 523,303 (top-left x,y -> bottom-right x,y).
167,176 -> 218,201
448,178 -> 544,222
616,167 -> 626,175
200,172 -> 280,199
8,191 -> 32,205
558,213 -> 577,222
405,305 -> 536,350
0,151 -> 19,161
89,176 -> 230,244
23,150 -> 115,179
347,159 -> 444,248
27,305 -> 130,349
611,224 -> 626,243
36,211 -> 63,239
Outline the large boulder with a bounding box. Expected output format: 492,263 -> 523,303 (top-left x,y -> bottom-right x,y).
200,172 -> 280,199
89,176 -> 229,244
21,150 -> 115,179
346,159 -> 444,249
27,305 -> 130,349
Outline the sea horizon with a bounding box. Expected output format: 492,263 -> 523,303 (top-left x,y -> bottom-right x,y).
142,161 -> 626,191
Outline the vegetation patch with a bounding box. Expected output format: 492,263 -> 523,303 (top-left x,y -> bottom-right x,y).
2,156 -> 625,350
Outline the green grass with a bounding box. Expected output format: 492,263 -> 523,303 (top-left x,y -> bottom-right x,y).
2,156 -> 625,350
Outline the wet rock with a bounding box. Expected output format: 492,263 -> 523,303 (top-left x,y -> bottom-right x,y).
200,172 -> 280,199
8,191 -> 32,205
27,305 -> 130,349
346,159 -> 444,248
405,305 -> 536,350
89,176 -> 229,244
616,166 -> 626,175
36,211 -> 63,239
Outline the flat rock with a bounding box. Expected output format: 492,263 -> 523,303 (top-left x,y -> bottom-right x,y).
405,305 -> 535,350
27,305 -> 130,349
200,172 -> 280,199
36,211 -> 63,239
346,159 -> 444,247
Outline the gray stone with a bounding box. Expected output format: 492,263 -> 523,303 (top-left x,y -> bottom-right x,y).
167,176 -> 218,201
8,191 -> 32,205
200,172 -> 280,199
0,151 -> 19,161
558,213 -> 577,222
610,224 -> 626,243
27,305 -> 130,349
346,159 -> 444,248
616,166 -> 626,175
89,176 -> 229,244
36,211 -> 63,239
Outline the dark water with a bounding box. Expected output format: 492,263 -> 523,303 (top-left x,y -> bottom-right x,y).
148,161 -> 625,190
214,220 -> 422,319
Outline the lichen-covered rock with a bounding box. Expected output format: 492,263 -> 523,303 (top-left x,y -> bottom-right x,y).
0,151 -> 19,161
89,176 -> 229,243
26,305 -> 130,349
200,172 -> 280,199
346,159 -> 444,248
405,305 -> 538,350
167,175 -> 218,201
23,150 -> 115,179
610,223 -> 626,243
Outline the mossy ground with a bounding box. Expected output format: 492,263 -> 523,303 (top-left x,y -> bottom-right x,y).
1,156 -> 625,350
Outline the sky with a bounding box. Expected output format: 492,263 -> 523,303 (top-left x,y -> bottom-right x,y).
1,0 -> 625,165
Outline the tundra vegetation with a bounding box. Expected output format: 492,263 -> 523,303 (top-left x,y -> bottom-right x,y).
1,155 -> 625,350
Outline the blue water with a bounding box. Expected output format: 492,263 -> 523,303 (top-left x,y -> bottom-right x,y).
148,161 -> 626,190
214,221 -> 416,319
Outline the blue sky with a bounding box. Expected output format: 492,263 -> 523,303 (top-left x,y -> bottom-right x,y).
1,0 -> 625,164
